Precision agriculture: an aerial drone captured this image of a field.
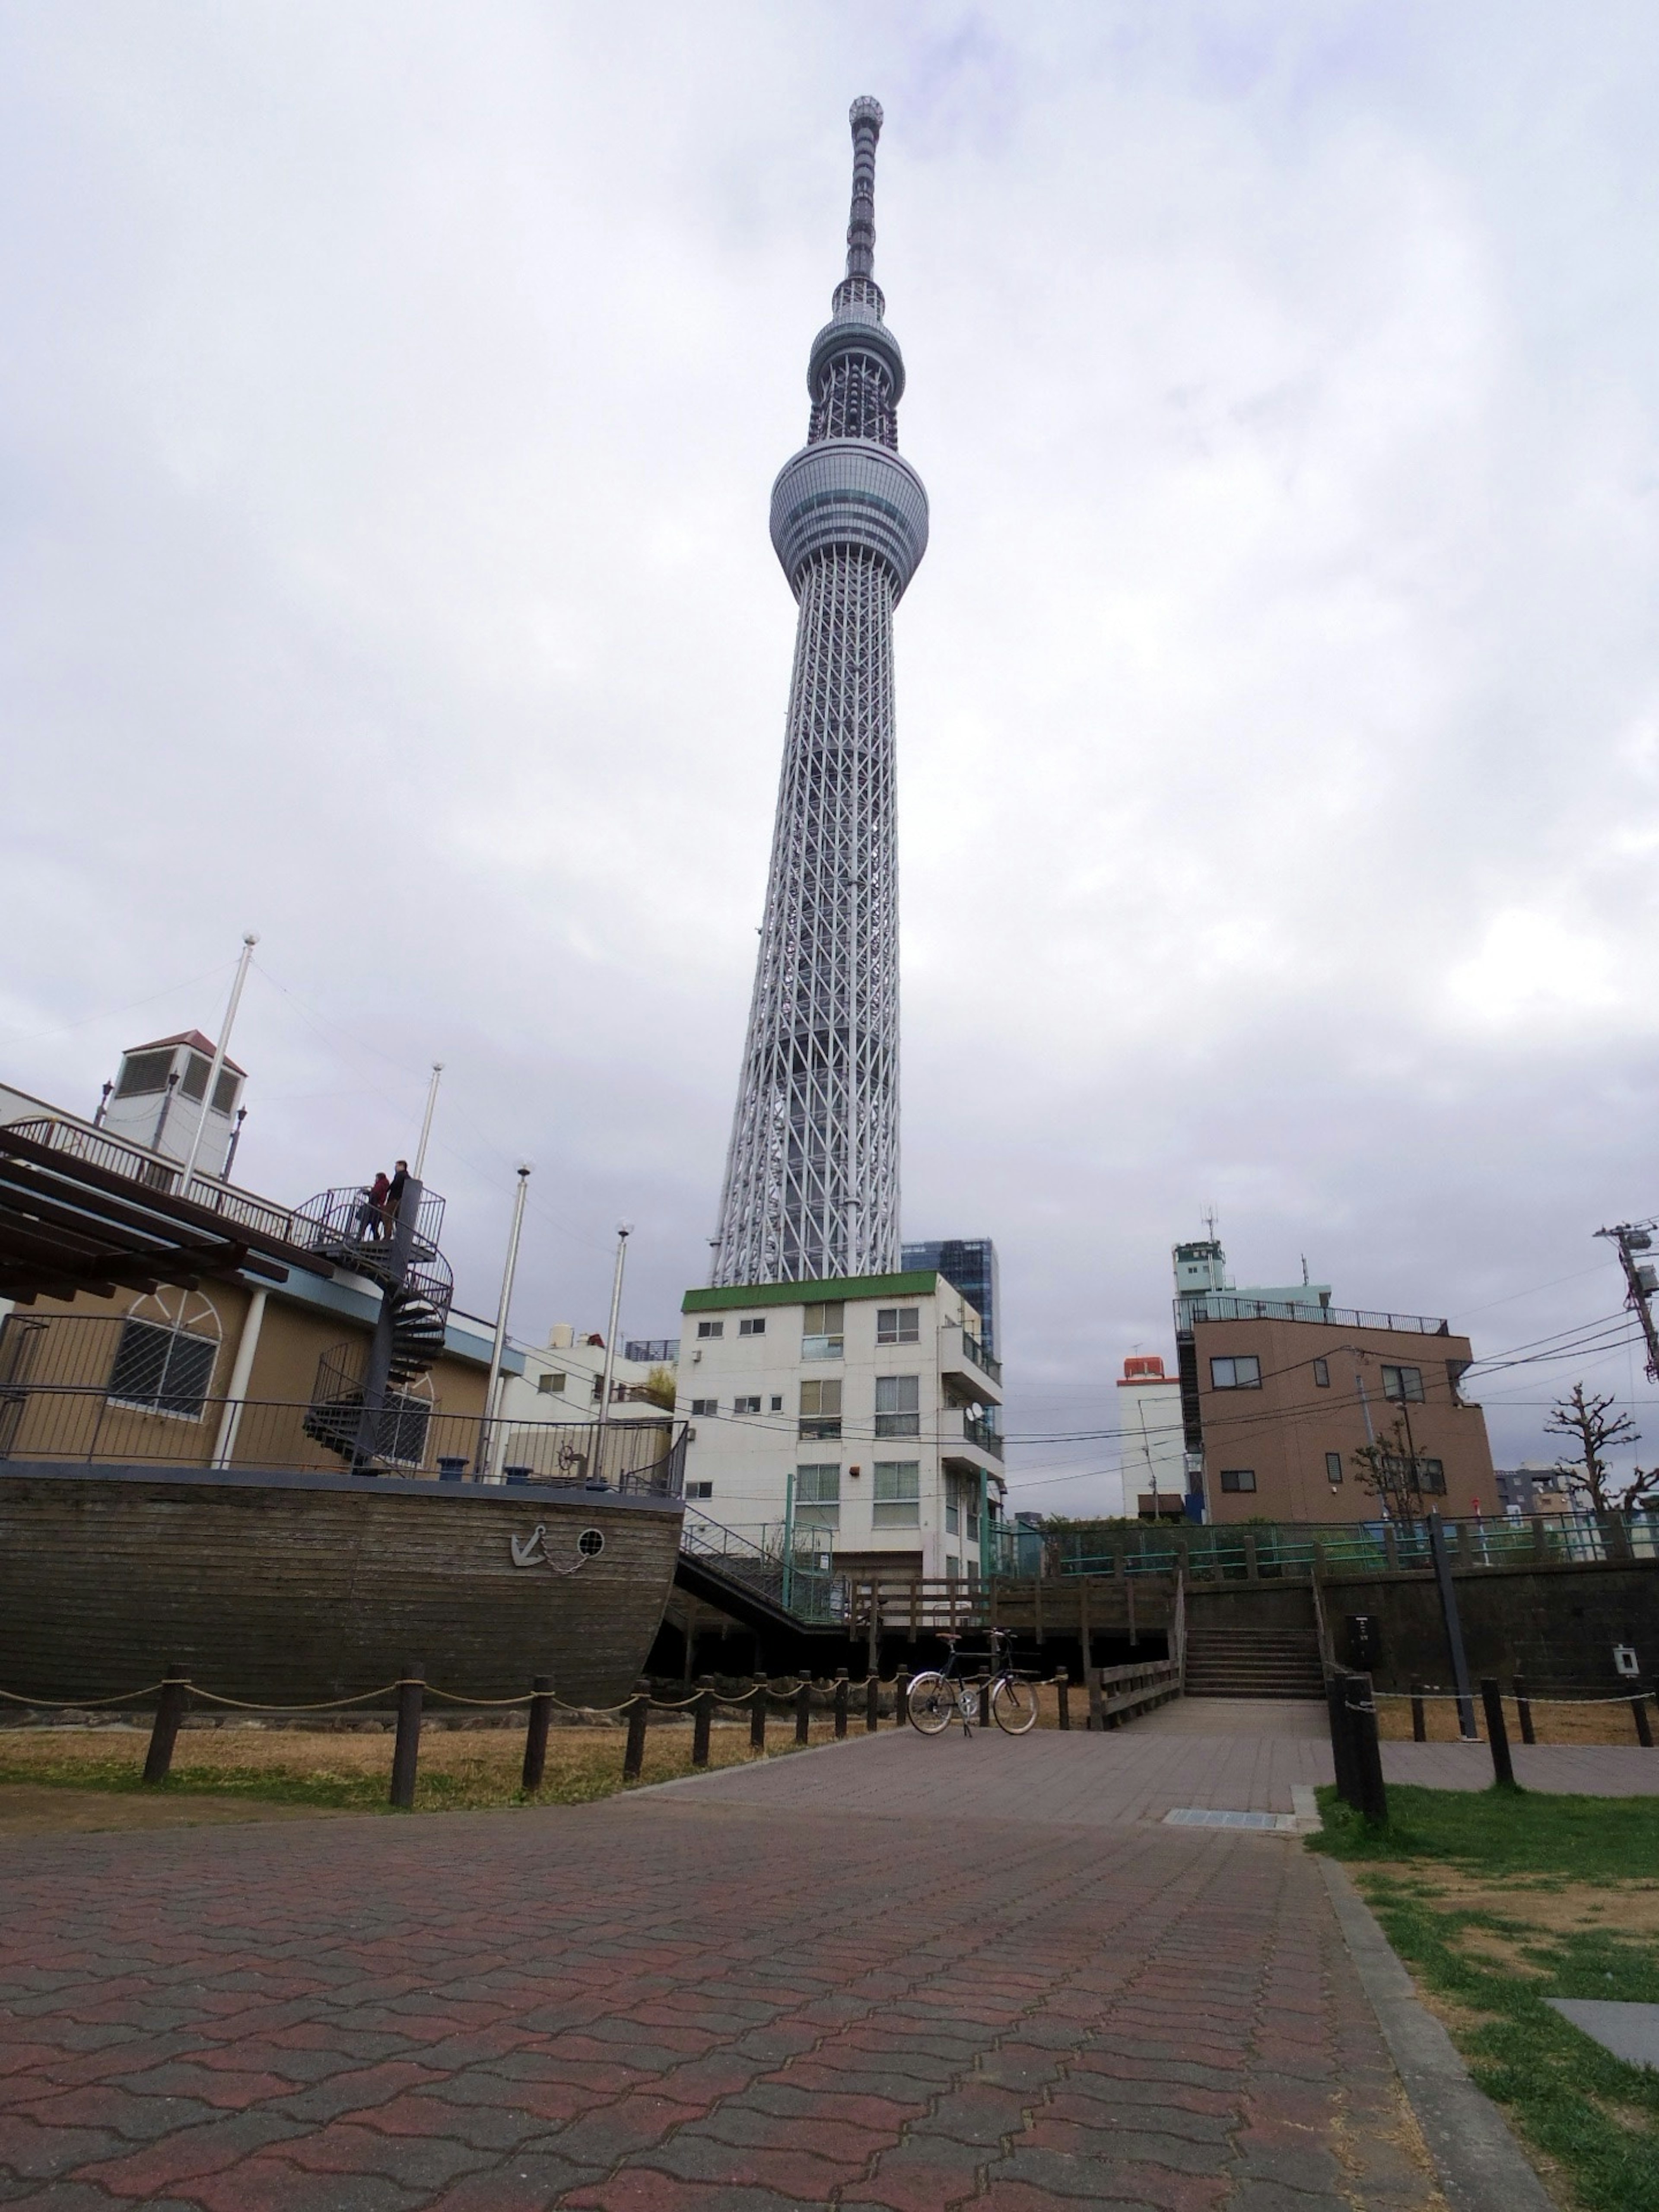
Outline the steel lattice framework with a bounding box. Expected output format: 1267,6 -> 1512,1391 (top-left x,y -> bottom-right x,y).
711,98 -> 929,1288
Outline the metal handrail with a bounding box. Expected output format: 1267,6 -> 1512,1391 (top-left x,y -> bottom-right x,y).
1176,1294 -> 1452,1335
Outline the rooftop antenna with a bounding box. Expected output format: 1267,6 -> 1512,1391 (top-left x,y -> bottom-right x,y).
1201,1206 -> 1218,1243
1301,1254 -> 1309,1286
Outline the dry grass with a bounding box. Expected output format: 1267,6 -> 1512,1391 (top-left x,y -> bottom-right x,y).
0,1715 -> 846,1815
1373,1693 -> 1653,1747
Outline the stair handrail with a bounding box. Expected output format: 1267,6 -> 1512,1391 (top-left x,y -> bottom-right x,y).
1309,1567 -> 1334,1680
1173,1564 -> 1186,1692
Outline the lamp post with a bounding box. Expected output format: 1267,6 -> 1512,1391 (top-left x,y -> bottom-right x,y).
477,1165 -> 531,1482
597,1225 -> 632,1425
178,933 -> 257,1189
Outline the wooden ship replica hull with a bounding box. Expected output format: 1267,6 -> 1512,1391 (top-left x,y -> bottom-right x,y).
0,1461 -> 684,1710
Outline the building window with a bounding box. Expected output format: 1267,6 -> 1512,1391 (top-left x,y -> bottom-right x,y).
877,1307 -> 919,1345
1219,1468 -> 1257,1493
107,1317 -> 217,1421
732,1395 -> 761,1415
945,1555 -> 961,1582
946,1488 -> 960,1535
690,1397 -> 718,1417
802,1302 -> 845,1359
795,1463 -> 841,1530
590,1376 -> 604,1403
1210,1356 -> 1262,1390
769,1395 -> 783,1412
1325,1451 -> 1343,1484
536,1371 -> 568,1395
696,1319 -> 724,1340
686,1480 -> 713,1500
873,1460 -> 920,1526
1417,1457 -> 1446,1494
874,1374 -> 920,1438
1382,1365 -> 1424,1402
1313,1357 -> 1329,1388
799,1379 -> 842,1439
738,1317 -> 766,1337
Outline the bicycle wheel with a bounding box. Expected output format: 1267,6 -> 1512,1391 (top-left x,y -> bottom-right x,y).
906,1671 -> 958,1735
991,1677 -> 1038,1735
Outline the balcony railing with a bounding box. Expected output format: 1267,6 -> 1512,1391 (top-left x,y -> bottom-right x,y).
958,1327 -> 1002,1386
0,1380 -> 686,1497
624,1339 -> 680,1364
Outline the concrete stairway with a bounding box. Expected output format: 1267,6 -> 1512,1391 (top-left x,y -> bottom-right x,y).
1182,1625 -> 1325,1700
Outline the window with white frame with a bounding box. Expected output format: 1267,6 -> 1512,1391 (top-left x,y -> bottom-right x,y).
690,1397 -> 718,1417
1219,1468 -> 1257,1493
802,1302 -> 845,1360
876,1307 -> 919,1345
738,1316 -> 766,1337
873,1460 -> 920,1526
696,1319 -> 724,1339
733,1395 -> 760,1415
107,1315 -> 218,1421
1313,1357 -> 1330,1388
686,1480 -> 713,1500
1325,1451 -> 1343,1484
536,1371 -> 568,1395
874,1374 -> 920,1438
795,1463 -> 840,1530
1210,1355 -> 1262,1390
1382,1364 -> 1424,1402
769,1395 -> 783,1412
799,1378 -> 842,1438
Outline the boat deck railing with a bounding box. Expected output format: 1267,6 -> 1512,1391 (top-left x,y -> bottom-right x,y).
0,1376 -> 687,1497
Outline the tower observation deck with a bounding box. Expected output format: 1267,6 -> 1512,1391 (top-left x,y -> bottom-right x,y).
710,97 -> 928,1287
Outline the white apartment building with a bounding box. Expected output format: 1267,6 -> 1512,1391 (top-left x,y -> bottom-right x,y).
674,1268 -> 1004,1586
496,1323 -> 677,1427
1116,1353 -> 1185,1517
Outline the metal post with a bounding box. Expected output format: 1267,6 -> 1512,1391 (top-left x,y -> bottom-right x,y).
1055,1666 -> 1071,1731
1480,1679 -> 1514,1786
1634,1685 -> 1655,1749
390,1665 -> 424,1808
413,1063 -> 444,1179
210,1286 -> 267,1468
1349,1673 -> 1389,1826
1425,1512 -> 1477,1738
750,1678 -> 767,1751
142,1669 -> 191,1786
833,1669 -> 849,1739
1327,1672 -> 1360,1808
692,1682 -> 714,1768
178,933 -> 258,1190
895,1669 -> 911,1728
521,1674 -> 554,1792
596,1225 -> 631,1425
865,1670 -> 880,1732
1410,1683 -> 1426,1743
477,1166 -> 532,1483
795,1674 -> 811,1745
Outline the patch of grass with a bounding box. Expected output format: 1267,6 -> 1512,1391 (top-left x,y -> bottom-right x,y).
1313,1785 -> 1659,2211
1312,1781 -> 1659,1881
0,1719 -> 835,1815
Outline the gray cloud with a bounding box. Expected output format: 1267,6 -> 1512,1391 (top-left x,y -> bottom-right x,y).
6,2 -> 1659,1508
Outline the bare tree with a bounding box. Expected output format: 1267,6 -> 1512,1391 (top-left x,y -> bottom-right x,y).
1350,1417 -> 1425,1519
1544,1384 -> 1655,1510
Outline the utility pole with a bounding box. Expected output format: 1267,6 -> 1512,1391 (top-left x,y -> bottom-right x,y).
413,1063 -> 444,1179
178,933 -> 257,1189
477,1166 -> 531,1482
1597,1221 -> 1659,1383
597,1225 -> 632,1424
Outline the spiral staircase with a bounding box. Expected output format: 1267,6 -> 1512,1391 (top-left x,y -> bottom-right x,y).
292,1184 -> 455,1468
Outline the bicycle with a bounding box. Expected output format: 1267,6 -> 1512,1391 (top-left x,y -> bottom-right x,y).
907,1628 -> 1038,1736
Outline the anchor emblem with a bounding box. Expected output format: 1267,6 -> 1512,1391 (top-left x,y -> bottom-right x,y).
509,1524 -> 549,1568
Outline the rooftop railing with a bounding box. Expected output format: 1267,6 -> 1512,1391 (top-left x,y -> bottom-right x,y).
1176,1295 -> 1452,1336
624,1339 -> 680,1364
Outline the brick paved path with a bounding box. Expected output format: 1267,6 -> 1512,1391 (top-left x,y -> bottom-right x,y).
0,1755 -> 1450,2211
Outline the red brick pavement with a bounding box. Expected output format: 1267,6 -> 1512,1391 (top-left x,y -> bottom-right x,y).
0,1784 -> 1447,2209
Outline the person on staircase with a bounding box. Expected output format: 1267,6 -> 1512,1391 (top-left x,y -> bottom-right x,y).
383,1159 -> 410,1238
358,1168 -> 391,1240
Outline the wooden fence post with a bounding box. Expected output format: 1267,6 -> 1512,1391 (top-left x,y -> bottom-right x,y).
389,1663 -> 424,1809
1348,1673 -> 1388,1826
750,1677 -> 768,1752
865,1670 -> 880,1733
142,1666 -> 191,1787
1480,1679 -> 1514,1786
1634,1685 -> 1655,1749
1055,1667 -> 1071,1732
833,1669 -> 849,1740
1513,1676 -> 1536,1745
1087,1665 -> 1105,1733
795,1675 -> 811,1746
692,1681 -> 714,1769
895,1669 -> 911,1728
1410,1683 -> 1427,1743
521,1673 -> 554,1792
623,1692 -> 650,1781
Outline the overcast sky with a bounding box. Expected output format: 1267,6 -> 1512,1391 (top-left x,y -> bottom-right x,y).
6,3 -> 1659,1513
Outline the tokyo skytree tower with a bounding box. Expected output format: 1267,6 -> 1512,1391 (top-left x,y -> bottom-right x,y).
710,96 -> 929,1288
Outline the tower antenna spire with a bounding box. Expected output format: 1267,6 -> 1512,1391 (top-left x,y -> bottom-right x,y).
844,96 -> 884,279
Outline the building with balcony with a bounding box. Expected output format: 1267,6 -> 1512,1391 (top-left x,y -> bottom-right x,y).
496,1324 -> 677,1429
901,1238 -> 1000,1359
674,1268 -> 1004,1586
1115,1353 -> 1186,1518
1173,1238 -> 1495,1522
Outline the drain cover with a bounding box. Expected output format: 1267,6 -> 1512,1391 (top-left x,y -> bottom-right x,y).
1163,1807 -> 1300,1832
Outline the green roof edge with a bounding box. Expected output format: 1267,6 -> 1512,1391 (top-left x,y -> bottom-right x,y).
682,1269 -> 940,1315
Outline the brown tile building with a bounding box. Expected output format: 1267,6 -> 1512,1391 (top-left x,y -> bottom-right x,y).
1177,1300 -> 1495,1523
